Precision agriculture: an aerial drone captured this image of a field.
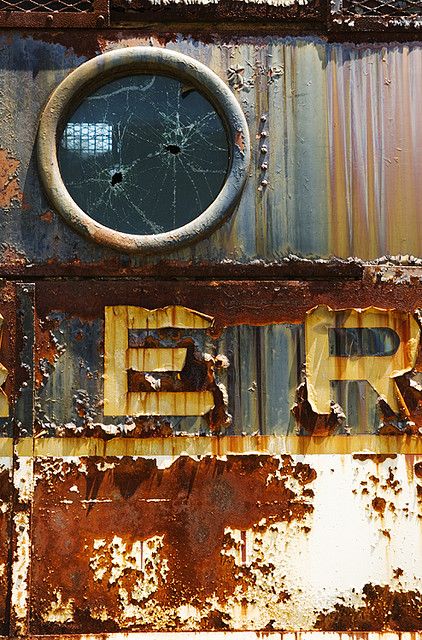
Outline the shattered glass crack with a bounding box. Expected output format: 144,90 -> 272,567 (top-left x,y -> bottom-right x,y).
58,74 -> 230,236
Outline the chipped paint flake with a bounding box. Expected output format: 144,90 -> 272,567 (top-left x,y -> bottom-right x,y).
90,534 -> 169,609
11,512 -> 30,635
14,457 -> 34,502
0,149 -> 23,208
42,590 -> 74,624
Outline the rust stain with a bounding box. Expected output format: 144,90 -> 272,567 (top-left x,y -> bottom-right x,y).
292,381 -> 346,435
39,211 -> 54,224
353,454 -> 397,462
0,150 -> 23,209
0,468 -> 11,633
34,279 -> 422,335
31,455 -> 315,632
415,462 -> 422,478
34,315 -> 65,390
316,583 -> 422,631
371,496 -> 387,514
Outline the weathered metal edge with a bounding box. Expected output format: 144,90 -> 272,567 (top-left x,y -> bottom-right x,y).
0,0 -> 109,28
5,435 -> 422,457
10,632 -> 422,638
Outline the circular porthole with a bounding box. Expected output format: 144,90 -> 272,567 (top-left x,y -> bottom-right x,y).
37,47 -> 250,254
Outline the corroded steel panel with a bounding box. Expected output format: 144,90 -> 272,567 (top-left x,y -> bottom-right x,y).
0,282 -> 420,632
0,458 -> 11,636
31,278 -> 422,436
0,0 -> 109,28
0,18 -> 420,640
0,37 -> 420,272
26,453 -> 422,632
0,283 -> 33,637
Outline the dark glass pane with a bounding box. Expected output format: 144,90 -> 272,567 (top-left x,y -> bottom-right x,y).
58,75 -> 229,235
329,327 -> 400,357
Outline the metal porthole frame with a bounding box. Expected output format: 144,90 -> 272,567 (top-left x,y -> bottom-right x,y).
37,46 -> 251,254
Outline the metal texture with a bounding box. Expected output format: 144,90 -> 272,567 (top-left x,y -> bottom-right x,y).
0,279 -> 416,633
30,278 -> 422,437
0,0 -> 108,27
0,36 -> 419,273
331,0 -> 422,30
3,277 -> 422,632
0,19 -> 421,640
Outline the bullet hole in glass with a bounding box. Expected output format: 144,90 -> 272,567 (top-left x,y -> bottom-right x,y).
111,171 -> 123,186
165,144 -> 182,156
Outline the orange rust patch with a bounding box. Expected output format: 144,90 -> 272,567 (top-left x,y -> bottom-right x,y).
234,131 -> 245,153
353,454 -> 397,463
40,210 -> 54,223
30,455 -> 315,633
371,496 -> 387,514
415,462 -> 422,478
0,149 -> 23,208
316,583 -> 422,631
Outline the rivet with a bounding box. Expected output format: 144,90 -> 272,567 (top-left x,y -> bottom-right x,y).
96,14 -> 105,26
261,145 -> 268,154
46,14 -> 53,24
261,131 -> 268,138
261,179 -> 268,187
260,114 -> 267,122
261,162 -> 268,170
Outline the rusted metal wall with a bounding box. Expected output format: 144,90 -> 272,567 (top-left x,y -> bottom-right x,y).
0,279 -> 416,635
0,34 -> 421,272
0,7 -> 421,638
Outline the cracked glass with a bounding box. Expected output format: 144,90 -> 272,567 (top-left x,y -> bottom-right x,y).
58,74 -> 230,235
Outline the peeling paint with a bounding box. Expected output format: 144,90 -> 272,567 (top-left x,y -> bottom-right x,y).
0,149 -> 23,209
11,511 -> 30,636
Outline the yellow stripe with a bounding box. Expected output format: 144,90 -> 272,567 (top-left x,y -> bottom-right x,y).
11,435 -> 422,457
0,439 -> 13,457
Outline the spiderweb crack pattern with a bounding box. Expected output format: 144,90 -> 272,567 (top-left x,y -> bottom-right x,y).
58,75 -> 229,236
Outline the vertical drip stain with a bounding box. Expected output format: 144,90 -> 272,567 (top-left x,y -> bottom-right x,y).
327,44 -> 422,260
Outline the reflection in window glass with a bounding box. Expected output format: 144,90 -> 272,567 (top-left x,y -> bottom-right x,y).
61,123 -> 113,155
58,75 -> 230,235
329,327 -> 400,357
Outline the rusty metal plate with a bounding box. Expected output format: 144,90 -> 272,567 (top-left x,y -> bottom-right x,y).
0,279 -> 416,633
30,278 -> 422,438
0,283 -> 34,637
25,453 -> 422,632
0,0 -> 108,27
330,0 -> 422,30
